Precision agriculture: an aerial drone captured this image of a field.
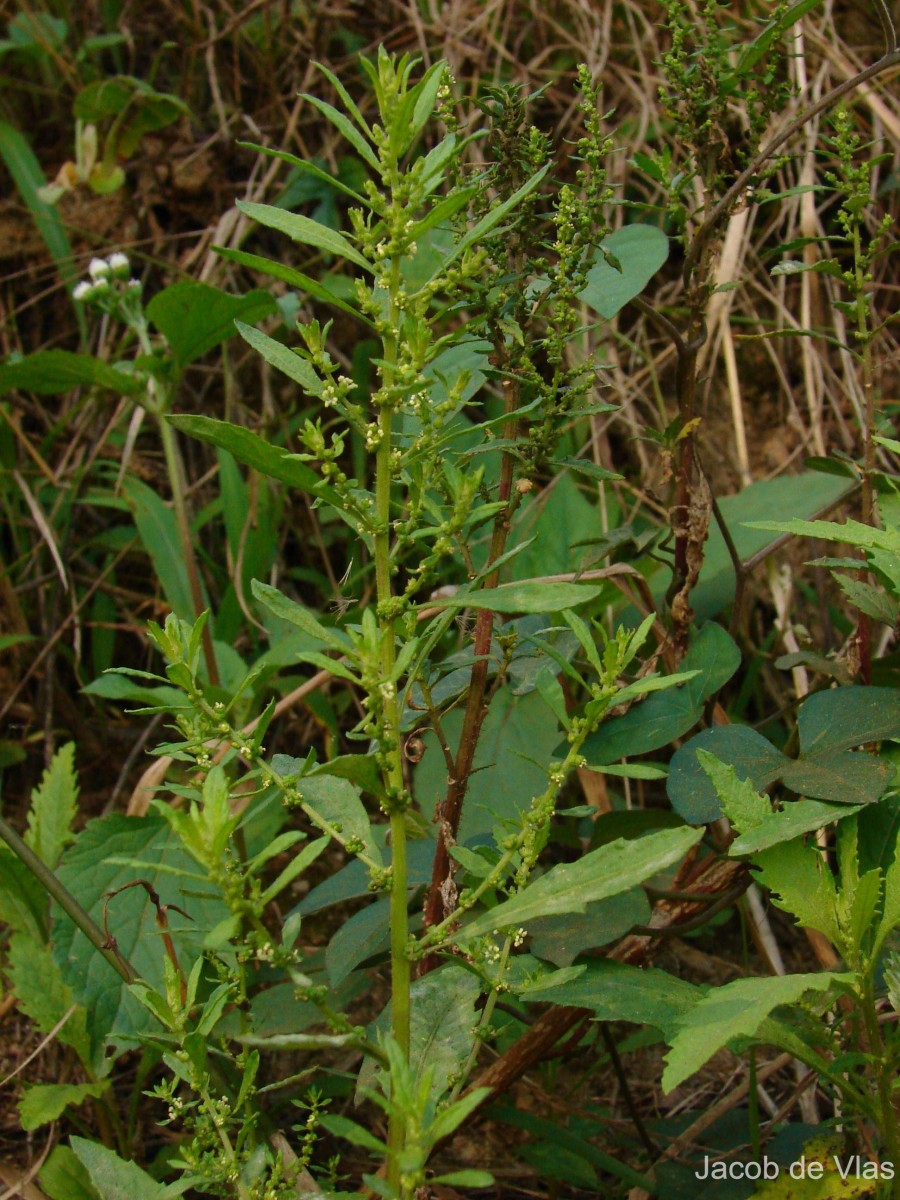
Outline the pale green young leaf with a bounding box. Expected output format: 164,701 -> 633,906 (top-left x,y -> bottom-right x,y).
25,741 -> 78,868
260,835 -> 330,906
460,826 -> 703,938
755,840 -> 841,946
428,1088 -> 493,1145
319,1113 -> 387,1154
873,850 -> 900,959
663,972 -> 847,1093
697,750 -> 771,838
236,201 -> 372,272
312,60 -> 373,137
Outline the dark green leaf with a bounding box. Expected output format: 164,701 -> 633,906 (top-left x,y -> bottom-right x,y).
237,201 -> 372,271
145,282 -> 275,368
0,351 -> 144,397
668,725 -> 789,824
579,225 -> 669,319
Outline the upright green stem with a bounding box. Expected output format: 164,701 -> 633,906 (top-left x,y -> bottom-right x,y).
376,261 -> 411,1188
860,981 -> 900,1195
134,320 -> 220,687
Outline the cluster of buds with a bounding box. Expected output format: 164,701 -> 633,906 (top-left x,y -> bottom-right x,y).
72,253 -> 142,314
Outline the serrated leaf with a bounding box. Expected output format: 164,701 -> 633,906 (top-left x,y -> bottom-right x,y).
662,972 -> 847,1093
25,741 -> 78,868
19,1081 -> 109,1131
668,725 -> 789,824
731,798 -> 864,855
8,933 -> 92,1065
237,200 -> 372,271
755,840 -> 842,945
460,826 -> 702,938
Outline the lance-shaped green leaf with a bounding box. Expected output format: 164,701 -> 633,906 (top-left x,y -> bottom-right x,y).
0,350 -> 145,397
235,321 -> 324,397
423,163 -> 551,283
237,200 -> 372,272
251,580 -> 352,651
166,415 -> 344,508
425,580 -> 603,615
460,826 -> 703,938
215,245 -> 370,322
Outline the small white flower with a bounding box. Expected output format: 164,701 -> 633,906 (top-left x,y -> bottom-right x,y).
108,251 -> 130,275
88,256 -> 110,280
73,281 -> 94,302
125,278 -> 142,294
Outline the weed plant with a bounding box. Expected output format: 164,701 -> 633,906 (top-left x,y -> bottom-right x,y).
0,3 -> 899,1198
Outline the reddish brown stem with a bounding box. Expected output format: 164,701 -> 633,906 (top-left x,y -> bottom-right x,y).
420,377 -> 520,968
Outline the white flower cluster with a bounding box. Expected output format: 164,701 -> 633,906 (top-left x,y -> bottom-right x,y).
72,252 -> 142,305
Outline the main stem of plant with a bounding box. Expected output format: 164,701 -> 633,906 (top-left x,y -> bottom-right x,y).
377,267 -> 410,1189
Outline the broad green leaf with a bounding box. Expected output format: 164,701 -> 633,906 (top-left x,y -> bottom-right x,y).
251,579 -> 350,651
461,826 -> 703,938
145,282 -> 275,368
235,320 -> 324,397
39,1144 -> 101,1200
326,897 -> 390,985
167,414 -> 342,507
668,725 -> 789,824
528,888 -> 651,966
19,1081 -> 109,1131
70,1137 -> 167,1200
53,815 -> 228,1061
120,476 -> 195,621
780,749 -> 890,806
525,959 -> 703,1038
8,933 -> 92,1065
293,837 -> 435,916
415,689 -> 562,842
236,200 -> 372,271
797,686 -> 900,756
358,964 -> 480,1105
0,350 -> 144,397
583,622 -> 740,764
426,580 -> 603,614
662,972 -> 847,1093
661,472 -> 855,621
579,225 -> 670,318
25,741 -> 78,868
